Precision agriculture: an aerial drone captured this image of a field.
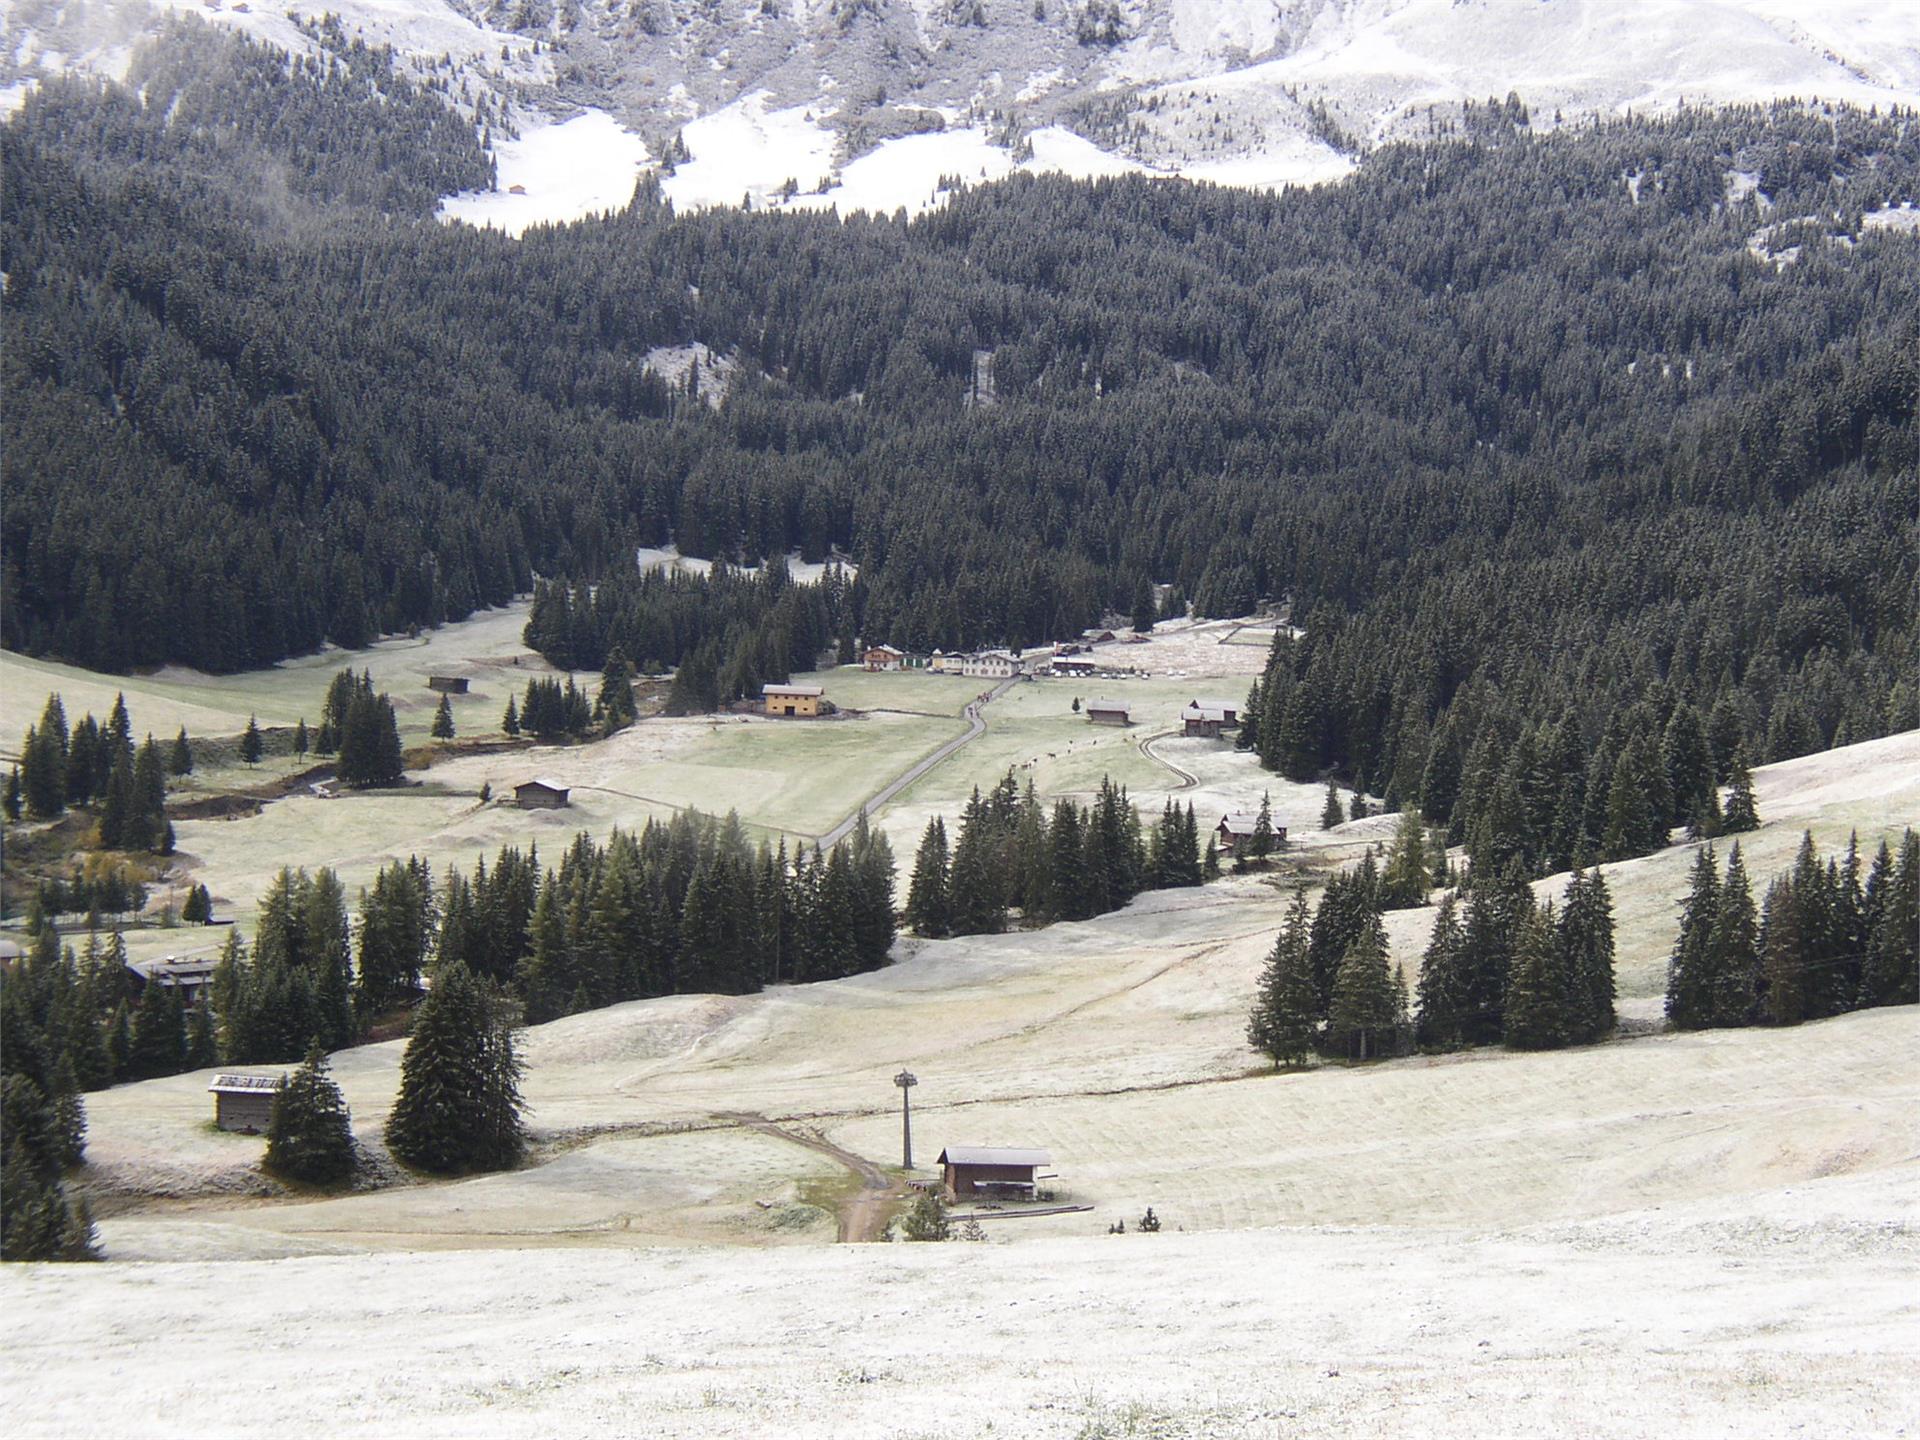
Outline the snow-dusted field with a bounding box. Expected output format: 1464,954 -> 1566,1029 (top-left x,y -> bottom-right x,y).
5,1164 -> 1916,1438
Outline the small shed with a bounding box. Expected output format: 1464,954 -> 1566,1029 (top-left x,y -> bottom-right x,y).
208,1073 -> 283,1134
514,778 -> 571,809
764,683 -> 825,717
426,675 -> 469,694
938,1146 -> 1053,1200
863,644 -> 906,672
1086,699 -> 1132,726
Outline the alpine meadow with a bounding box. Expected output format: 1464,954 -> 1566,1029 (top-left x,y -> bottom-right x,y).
1,4 -> 1916,1437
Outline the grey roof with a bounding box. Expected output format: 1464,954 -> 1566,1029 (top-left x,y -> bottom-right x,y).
1218,813 -> 1260,834
208,1073 -> 283,1094
1190,698 -> 1239,712
938,1146 -> 1053,1168
518,777 -> 570,793
1183,704 -> 1232,722
764,683 -> 825,696
1086,699 -> 1130,713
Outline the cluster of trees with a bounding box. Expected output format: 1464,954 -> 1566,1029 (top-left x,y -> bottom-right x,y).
903,773 -> 1199,938
1246,634 -> 1770,880
523,564 -> 855,711
314,671 -> 406,788
24,862 -> 154,927
7,695 -> 175,853
1666,829 -> 1918,1029
5,30 -> 1910,838
1249,850 -> 1617,1066
0,930 -> 103,1260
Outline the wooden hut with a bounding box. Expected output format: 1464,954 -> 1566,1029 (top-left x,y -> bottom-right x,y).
514,778 -> 571,809
1086,700 -> 1132,726
426,675 -> 470,694
938,1146 -> 1053,1201
208,1073 -> 283,1134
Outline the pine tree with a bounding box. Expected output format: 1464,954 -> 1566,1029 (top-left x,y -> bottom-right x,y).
1379,808 -> 1430,909
1664,845 -> 1721,1029
1721,747 -> 1760,833
168,726 -> 194,776
1703,842 -> 1759,1026
1557,868 -> 1616,1042
431,694 -> 455,740
1247,889 -> 1319,1067
1249,791 -> 1275,860
1856,830 -> 1917,1007
1320,783 -> 1342,830
905,816 -> 952,938
265,1045 -> 356,1184
3,765 -> 20,821
1326,919 -> 1397,1061
293,718 -> 309,758
1457,860 -> 1532,1044
240,715 -> 264,768
1504,903 -> 1572,1050
1414,893 -> 1468,1048
385,961 -> 525,1175
502,694 -> 521,736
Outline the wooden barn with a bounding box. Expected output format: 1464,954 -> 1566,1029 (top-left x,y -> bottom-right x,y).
426,675 -> 470,694
863,644 -> 906,671
208,1073 -> 283,1134
763,683 -> 825,717
514,778 -> 571,809
1086,699 -> 1132,726
1217,813 -> 1285,852
126,955 -> 221,1007
1181,702 -> 1237,738
938,1145 -> 1053,1200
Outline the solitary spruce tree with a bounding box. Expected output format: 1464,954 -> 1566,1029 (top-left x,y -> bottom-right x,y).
239,715 -> 264,768
1320,783 -> 1343,830
431,694 -> 455,741
385,961 -> 524,1175
265,1045 -> 356,1184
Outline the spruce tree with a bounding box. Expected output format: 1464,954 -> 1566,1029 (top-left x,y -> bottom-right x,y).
1664,845 -> 1721,1029
1504,903 -> 1572,1050
1856,830 -> 1917,1008
1250,791 -> 1275,860
265,1045 -> 356,1184
1414,893 -> 1468,1048
431,694 -> 455,740
1247,889 -> 1318,1067
1703,843 -> 1759,1026
240,715 -> 264,768
906,816 -> 952,938
1721,747 -> 1760,833
1320,783 -> 1343,830
169,726 -> 195,776
3,765 -> 20,821
1556,868 -> 1616,1042
502,694 -> 521,736
1380,808 -> 1430,909
1326,919 -> 1397,1061
293,718 -> 309,758
385,961 -> 525,1175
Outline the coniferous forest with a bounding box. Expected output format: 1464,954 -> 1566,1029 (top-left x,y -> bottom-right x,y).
3,23 -> 1914,807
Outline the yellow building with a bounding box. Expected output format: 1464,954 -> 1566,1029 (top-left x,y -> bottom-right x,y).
763,683 -> 825,717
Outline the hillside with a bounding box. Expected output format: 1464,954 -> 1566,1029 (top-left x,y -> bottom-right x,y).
3,731 -> 1915,1437
7,0 -> 1920,226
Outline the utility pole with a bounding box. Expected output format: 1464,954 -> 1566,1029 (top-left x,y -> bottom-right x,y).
894,1068 -> 918,1169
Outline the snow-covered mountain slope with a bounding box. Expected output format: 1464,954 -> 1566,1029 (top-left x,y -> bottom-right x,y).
7,0 -> 1919,231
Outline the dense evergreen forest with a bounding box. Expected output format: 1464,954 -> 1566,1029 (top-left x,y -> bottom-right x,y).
3,22 -> 1915,782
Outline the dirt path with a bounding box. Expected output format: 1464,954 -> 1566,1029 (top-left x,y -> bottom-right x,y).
816,675 -> 1019,847
715,1112 -> 905,1243
1138,729 -> 1199,790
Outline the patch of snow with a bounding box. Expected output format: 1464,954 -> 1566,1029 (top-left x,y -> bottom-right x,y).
441,110 -> 649,237
0,81 -> 30,117
1024,126 -> 1148,181
1181,129 -> 1355,190
636,545 -> 856,584
1725,169 -> 1771,209
641,342 -> 738,407
658,89 -> 838,212
1863,202 -> 1920,233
